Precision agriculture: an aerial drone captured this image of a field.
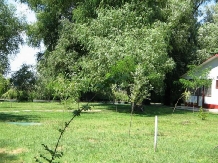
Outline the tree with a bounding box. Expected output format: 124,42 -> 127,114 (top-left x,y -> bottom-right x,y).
10,64 -> 36,101
0,74 -> 9,96
162,0 -> 214,105
19,0 -> 77,52
21,0 -> 214,105
34,75 -> 55,100
0,0 -> 26,74
49,2 -> 175,106
197,3 -> 218,63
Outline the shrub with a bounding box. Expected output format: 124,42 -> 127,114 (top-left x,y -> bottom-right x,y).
198,107 -> 207,120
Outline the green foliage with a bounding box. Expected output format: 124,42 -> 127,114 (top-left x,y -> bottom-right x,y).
20,0 -> 214,106
10,64 -> 36,101
53,3 -> 174,104
177,65 -> 211,112
179,65 -> 212,91
174,63 -> 211,113
0,74 -> 10,96
197,3 -> 218,62
19,0 -> 75,51
34,80 -> 53,100
0,0 -> 26,74
52,74 -> 81,104
113,90 -> 129,102
1,87 -> 17,99
173,89 -> 191,113
181,90 -> 191,102
198,107 -> 207,120
162,0 -> 211,105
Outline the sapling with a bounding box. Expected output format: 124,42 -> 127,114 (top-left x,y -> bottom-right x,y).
173,89 -> 191,113
35,75 -> 90,162
128,65 -> 152,137
176,65 -> 211,113
35,104 -> 91,163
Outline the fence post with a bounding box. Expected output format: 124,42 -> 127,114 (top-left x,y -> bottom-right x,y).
154,115 -> 158,152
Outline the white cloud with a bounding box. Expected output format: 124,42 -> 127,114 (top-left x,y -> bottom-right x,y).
10,45 -> 39,72
15,2 -> 36,23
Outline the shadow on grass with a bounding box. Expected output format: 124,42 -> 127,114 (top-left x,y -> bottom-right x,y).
91,103 -> 192,116
0,113 -> 39,122
0,153 -> 18,163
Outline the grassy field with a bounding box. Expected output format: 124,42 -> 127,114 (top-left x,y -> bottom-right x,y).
0,101 -> 218,163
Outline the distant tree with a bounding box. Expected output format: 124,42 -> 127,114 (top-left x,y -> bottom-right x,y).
197,3 -> 218,63
0,74 -> 10,96
0,0 -> 26,74
11,64 -> 36,101
34,75 -> 55,100
162,0 -> 213,105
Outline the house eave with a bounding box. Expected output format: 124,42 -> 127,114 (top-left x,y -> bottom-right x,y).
181,54 -> 218,78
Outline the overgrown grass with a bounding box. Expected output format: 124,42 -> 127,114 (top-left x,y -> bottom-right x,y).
0,102 -> 218,162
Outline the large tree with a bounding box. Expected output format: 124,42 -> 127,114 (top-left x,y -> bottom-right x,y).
21,0 -> 214,104
43,1 -> 176,105
162,0 -> 214,105
0,0 -> 25,74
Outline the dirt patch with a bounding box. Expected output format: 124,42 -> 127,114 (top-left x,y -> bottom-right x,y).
83,109 -> 101,112
10,148 -> 26,154
0,148 -> 6,153
0,148 -> 26,155
88,138 -> 98,143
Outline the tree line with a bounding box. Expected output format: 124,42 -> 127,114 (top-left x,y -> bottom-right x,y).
1,0 -> 218,104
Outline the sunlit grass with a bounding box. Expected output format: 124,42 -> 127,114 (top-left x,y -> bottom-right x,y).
0,102 -> 218,162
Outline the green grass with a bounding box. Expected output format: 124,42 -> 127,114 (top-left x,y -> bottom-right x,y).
0,102 -> 218,162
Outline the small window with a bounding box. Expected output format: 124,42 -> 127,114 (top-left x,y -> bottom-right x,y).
216,80 -> 218,89
205,86 -> 212,97
194,87 -> 202,96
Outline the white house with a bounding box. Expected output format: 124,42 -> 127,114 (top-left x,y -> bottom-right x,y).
182,54 -> 218,109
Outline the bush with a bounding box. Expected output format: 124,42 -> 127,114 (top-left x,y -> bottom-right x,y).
1,88 -> 17,99
17,91 -> 32,102
198,107 -> 207,120
114,91 -> 129,102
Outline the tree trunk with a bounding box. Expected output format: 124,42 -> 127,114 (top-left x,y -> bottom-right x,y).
163,82 -> 171,106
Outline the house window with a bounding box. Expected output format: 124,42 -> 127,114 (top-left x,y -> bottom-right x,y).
205,86 -> 212,97
194,87 -> 202,96
216,80 -> 218,89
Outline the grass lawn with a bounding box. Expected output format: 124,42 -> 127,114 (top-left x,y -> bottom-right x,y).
0,101 -> 218,163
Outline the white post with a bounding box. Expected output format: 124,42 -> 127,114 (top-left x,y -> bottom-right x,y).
154,115 -> 158,152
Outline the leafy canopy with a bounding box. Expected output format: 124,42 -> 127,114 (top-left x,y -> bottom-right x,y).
48,3 -> 175,104
0,0 -> 26,74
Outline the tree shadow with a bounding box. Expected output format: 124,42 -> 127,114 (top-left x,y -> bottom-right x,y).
92,103 -> 192,116
0,153 -> 18,163
91,103 -> 131,113
0,113 -> 39,122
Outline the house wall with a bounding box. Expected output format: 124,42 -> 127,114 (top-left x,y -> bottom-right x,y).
185,57 -> 218,108
205,58 -> 218,106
